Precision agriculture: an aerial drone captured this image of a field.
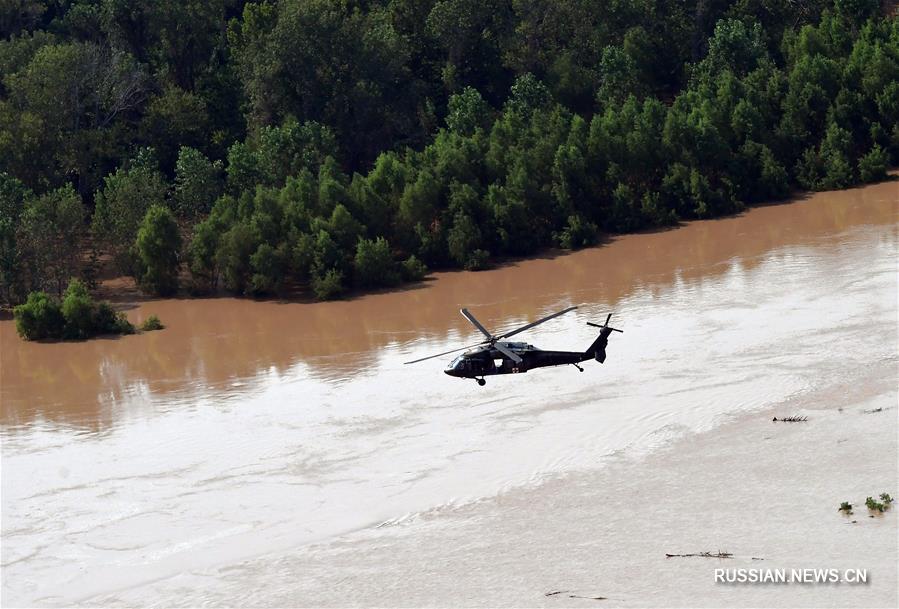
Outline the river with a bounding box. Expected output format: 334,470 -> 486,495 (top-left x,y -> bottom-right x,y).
1,179 -> 896,606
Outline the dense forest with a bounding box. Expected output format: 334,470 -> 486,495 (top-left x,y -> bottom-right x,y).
1,0 -> 897,306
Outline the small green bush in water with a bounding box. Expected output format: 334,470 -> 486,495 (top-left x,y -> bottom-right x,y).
95,302 -> 135,335
61,279 -> 95,339
140,315 -> 164,331
838,501 -> 853,513
14,292 -> 65,340
13,279 -> 134,340
865,496 -> 886,512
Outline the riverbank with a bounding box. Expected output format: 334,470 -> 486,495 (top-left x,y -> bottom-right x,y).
84,355 -> 897,607
60,175 -> 899,309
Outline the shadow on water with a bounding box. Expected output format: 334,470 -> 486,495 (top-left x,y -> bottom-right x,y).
1,178 -> 896,430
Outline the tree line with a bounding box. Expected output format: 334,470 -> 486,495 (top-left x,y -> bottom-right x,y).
1,0 -> 896,304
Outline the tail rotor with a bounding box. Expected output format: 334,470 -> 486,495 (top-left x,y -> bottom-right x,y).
586,313 -> 623,363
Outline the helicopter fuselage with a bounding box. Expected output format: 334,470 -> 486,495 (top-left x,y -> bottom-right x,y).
444,342 -> 591,378
404,306 -> 621,385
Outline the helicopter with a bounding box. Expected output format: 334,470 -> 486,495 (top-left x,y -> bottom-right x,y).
404,306 -> 622,385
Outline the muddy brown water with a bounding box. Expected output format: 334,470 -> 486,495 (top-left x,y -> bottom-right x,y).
1,179 -> 896,606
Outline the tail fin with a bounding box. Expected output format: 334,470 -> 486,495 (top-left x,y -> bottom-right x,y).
585,314 -> 623,363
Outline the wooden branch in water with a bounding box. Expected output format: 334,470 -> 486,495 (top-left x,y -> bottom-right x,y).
772,415 -> 808,422
666,551 -> 733,558
544,590 -> 608,600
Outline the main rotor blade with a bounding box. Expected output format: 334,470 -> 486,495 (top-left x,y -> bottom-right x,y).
460,308 -> 493,340
403,342 -> 482,365
497,306 -> 578,340
493,342 -> 523,364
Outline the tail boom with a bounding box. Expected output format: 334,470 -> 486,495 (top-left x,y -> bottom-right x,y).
585,314 -> 623,363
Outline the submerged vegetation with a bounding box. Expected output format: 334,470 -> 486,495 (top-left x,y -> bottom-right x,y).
140,314 -> 165,332
840,492 -> 893,515
13,279 -> 134,340
865,493 -> 894,512
1,1 -> 897,305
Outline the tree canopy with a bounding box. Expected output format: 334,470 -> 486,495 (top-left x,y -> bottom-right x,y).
1,1 -> 896,304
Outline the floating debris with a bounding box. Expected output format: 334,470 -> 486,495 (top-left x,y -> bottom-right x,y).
773,415 -> 807,422
544,590 -> 607,600
666,551 -> 733,559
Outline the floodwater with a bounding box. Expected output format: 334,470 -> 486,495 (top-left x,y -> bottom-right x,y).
1,179 -> 897,606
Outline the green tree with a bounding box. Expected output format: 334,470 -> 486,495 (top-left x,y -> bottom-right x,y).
401,254 -> 428,281
858,144 -> 889,183
354,237 -> 400,288
216,220 -> 258,293
555,214 -> 598,250
692,19 -> 768,83
0,172 -> 31,303
311,267 -> 345,300
0,41 -> 146,195
140,86 -> 210,172
447,210 -> 487,270
505,73 -> 551,117
134,204 -> 181,296
18,184 -> 84,296
174,146 -> 223,218
230,0 -> 417,168
597,46 -> 643,107
249,242 -> 287,295
446,87 -> 492,135
92,150 -> 168,273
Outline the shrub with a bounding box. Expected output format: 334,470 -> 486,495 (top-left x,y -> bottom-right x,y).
94,302 -> 135,335
311,268 -> 345,300
865,496 -> 885,512
401,255 -> 428,281
13,291 -> 64,340
838,501 -> 853,513
464,248 -> 490,271
858,145 -> 889,183
140,315 -> 164,331
61,279 -> 95,339
555,214 -> 598,250
14,281 -> 135,340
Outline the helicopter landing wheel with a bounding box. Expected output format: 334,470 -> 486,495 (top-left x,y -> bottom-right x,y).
476,378 -> 486,386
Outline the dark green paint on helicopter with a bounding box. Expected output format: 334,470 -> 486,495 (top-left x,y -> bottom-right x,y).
404,306 -> 622,386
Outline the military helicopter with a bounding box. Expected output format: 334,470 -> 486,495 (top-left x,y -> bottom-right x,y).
404,306 -> 622,385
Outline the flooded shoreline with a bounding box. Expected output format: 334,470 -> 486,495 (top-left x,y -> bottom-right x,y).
1,178 -> 897,606
2,180 -> 896,428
